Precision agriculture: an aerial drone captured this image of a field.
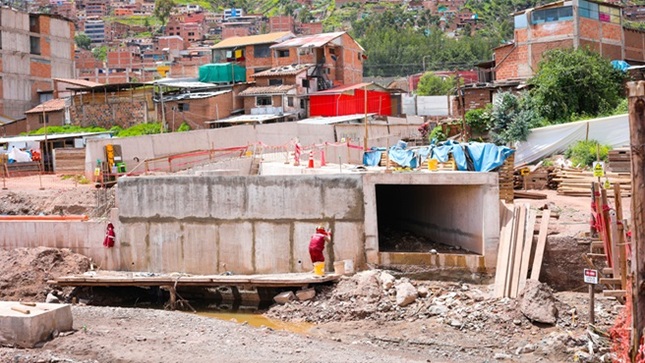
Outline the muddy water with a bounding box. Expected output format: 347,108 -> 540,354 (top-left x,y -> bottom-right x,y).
199,311 -> 314,334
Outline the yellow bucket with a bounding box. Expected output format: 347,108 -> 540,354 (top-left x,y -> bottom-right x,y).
313,262 -> 325,276
428,158 -> 438,171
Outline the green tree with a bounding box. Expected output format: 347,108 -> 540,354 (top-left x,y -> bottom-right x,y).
154,0 -> 175,25
74,33 -> 92,51
529,48 -> 626,123
416,72 -> 454,96
92,46 -> 108,61
489,92 -> 539,145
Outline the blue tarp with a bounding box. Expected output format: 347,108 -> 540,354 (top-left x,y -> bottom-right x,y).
611,60 -> 630,72
363,147 -> 386,166
372,140 -> 514,171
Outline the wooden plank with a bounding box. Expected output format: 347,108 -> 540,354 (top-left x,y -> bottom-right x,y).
600,188 -> 616,275
11,306 -> 30,314
518,208 -> 536,293
504,205 -> 522,298
603,290 -> 627,298
609,211 -> 621,280
600,278 -> 622,285
493,202 -> 514,298
614,183 -> 628,291
510,204 -> 527,298
530,209 -> 551,281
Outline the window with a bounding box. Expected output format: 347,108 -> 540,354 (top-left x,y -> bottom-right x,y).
178,103 -> 189,111
188,32 -> 195,36
579,0 -> 599,20
287,97 -> 294,107
30,36 -> 41,55
29,15 -> 40,33
277,49 -> 290,58
530,6 -> 573,24
254,45 -> 270,58
514,14 -> 528,29
599,5 -> 620,24
256,96 -> 272,106
269,79 -> 283,86
39,114 -> 49,124
329,48 -> 336,55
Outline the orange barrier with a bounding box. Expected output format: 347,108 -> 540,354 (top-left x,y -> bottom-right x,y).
0,215 -> 89,221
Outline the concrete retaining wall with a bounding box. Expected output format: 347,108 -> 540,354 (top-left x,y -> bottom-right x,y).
0,220 -> 118,269
115,175 -> 366,274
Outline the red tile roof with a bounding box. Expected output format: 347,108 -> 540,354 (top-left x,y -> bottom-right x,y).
25,98 -> 67,114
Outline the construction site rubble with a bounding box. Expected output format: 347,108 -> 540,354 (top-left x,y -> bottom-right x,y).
266,270 -> 620,362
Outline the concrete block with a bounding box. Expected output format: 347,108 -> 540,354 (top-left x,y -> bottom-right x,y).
273,291 -> 295,304
219,222 -> 254,274
181,223 -> 219,275
148,222 -> 183,273
330,222 -> 365,268
296,288 -> 316,301
246,177 -> 323,219
0,301 -> 72,348
253,222 -> 291,274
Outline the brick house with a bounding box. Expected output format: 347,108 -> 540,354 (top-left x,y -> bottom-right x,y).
23,98 -> 68,133
494,0 -> 645,81
270,32 -> 366,90
0,8 -> 75,119
158,90 -> 234,130
211,32 -> 296,81
69,83 -> 154,128
244,64 -> 314,118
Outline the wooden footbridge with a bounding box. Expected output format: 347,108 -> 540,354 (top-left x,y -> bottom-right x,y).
49,271 -> 340,309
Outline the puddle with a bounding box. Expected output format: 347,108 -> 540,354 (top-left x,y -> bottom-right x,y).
198,310 -> 313,335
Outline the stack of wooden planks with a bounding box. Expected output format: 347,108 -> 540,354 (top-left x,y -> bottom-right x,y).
53,148 -> 86,174
607,148 -> 631,173
494,203 -> 551,298
553,168 -> 631,197
498,153 -> 515,204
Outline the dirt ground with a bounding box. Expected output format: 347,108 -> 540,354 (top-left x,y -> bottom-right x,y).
0,174 -> 632,362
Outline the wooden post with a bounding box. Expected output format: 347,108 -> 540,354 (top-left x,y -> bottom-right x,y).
614,183 -> 628,291
627,81 -> 645,360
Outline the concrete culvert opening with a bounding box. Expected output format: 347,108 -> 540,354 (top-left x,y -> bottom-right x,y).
376,184 -> 484,255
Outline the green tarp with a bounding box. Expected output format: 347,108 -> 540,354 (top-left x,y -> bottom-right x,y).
198,63 -> 246,83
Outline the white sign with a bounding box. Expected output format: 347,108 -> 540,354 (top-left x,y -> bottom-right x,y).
584,268 -> 599,284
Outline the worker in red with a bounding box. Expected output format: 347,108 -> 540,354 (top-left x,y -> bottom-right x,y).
309,225 -> 331,264
103,223 -> 115,248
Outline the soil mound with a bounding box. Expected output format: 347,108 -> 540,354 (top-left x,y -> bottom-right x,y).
0,247 -> 90,301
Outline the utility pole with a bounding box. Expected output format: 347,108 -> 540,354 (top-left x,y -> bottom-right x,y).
363,83 -> 368,151
627,81 -> 645,361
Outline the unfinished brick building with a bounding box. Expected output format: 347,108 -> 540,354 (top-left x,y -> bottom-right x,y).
494,0 -> 645,81
0,8 -> 75,119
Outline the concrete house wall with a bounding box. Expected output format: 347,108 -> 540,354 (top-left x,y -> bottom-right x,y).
494,0 -> 635,81
0,9 -> 75,119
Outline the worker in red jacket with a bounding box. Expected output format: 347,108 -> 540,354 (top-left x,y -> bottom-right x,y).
103,223 -> 115,248
309,226 -> 331,264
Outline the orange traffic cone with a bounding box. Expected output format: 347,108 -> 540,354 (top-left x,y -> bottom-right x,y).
308,150 -> 314,168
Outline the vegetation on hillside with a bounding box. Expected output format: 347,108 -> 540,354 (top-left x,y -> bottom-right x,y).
529,48 -> 626,123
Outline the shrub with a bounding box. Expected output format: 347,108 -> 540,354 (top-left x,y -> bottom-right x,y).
564,140 -> 612,167
429,125 -> 446,143
177,122 -> 191,132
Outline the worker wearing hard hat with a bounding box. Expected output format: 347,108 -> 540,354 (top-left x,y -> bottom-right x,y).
309,225 -> 331,265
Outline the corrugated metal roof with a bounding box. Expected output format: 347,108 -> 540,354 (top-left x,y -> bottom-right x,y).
212,31 -> 294,49
271,32 -> 364,51
25,99 -> 67,114
0,114 -> 16,125
297,114 -> 376,125
252,64 -> 314,77
152,80 -> 220,89
53,78 -> 102,88
0,132 -> 112,144
205,113 -> 291,124
238,85 -> 295,96
310,82 -> 385,95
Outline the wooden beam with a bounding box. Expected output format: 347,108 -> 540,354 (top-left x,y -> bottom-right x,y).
494,203 -> 514,298
518,209 -> 536,293
627,81 -> 645,360
510,204 -> 527,298
530,209 -> 551,281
